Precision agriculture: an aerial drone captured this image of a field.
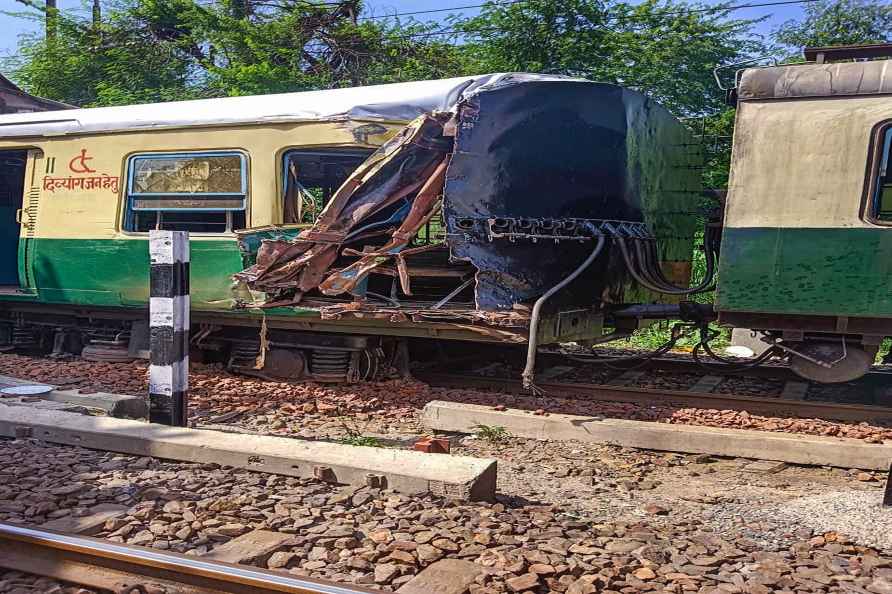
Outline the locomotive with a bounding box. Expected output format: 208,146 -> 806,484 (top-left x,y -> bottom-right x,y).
0,45 -> 889,386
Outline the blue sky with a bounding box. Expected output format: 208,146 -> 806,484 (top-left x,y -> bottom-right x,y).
1,0 -> 808,61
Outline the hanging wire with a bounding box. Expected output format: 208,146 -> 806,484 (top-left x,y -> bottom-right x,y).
692,326 -> 784,371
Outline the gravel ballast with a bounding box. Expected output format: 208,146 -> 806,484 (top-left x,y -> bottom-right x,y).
2,353 -> 892,445
3,437 -> 892,593
772,491 -> 892,552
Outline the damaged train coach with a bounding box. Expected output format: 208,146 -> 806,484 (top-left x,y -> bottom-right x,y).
0,73 -> 707,384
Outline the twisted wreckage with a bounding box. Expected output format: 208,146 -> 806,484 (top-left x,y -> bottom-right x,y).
233,74 -> 706,384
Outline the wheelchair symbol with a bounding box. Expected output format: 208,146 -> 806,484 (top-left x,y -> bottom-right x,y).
68,149 -> 96,174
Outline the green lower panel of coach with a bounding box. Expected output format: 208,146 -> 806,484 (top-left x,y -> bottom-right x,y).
14,237 -> 263,311
716,227 -> 892,317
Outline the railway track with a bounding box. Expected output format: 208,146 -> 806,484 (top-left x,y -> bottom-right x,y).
0,522 -> 375,594
415,363 -> 892,423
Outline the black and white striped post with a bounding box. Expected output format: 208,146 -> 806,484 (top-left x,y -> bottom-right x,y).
148,230 -> 190,426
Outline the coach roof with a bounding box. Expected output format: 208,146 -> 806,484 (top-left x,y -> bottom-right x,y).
738,59 -> 892,101
0,74 -> 499,139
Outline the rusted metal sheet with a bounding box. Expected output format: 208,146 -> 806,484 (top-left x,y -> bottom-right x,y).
319,158 -> 449,295
804,42 -> 892,63
234,115 -> 451,302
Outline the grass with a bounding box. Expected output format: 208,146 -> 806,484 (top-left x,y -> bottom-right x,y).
472,423 -> 510,443
603,322 -> 890,364
335,418 -> 385,448
337,435 -> 385,448
601,320 -> 731,352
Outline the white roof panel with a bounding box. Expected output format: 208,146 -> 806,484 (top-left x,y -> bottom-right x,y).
0,74 -> 494,139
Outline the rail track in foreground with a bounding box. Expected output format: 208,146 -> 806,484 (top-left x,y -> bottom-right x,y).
415,362 -> 892,423
0,522 -> 374,594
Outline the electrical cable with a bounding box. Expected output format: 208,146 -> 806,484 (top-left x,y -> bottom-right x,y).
615,217 -> 718,296
562,323 -> 699,371
362,0 -> 824,39
522,234 -> 606,394
692,326 -> 783,371
642,232 -> 717,294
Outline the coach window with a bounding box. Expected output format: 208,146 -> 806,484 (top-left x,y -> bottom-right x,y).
870,125 -> 892,223
123,151 -> 247,233
282,149 -> 373,224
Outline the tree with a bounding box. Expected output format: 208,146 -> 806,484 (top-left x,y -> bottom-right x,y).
456,0 -> 766,116
4,0 -> 467,106
774,0 -> 891,52
6,1 -> 202,106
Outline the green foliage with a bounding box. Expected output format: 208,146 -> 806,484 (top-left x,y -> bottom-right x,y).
337,434 -> 384,447
457,0 -> 766,115
472,423 -> 510,443
612,321 -> 730,351
4,0 -> 466,106
7,2 -> 201,106
698,108 -> 736,190
774,0 -> 891,54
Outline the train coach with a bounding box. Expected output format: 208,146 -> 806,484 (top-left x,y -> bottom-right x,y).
4,47 -> 887,388
716,44 -> 892,382
0,73 -> 705,384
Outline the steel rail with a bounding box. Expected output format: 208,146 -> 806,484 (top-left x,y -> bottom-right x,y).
0,522 -> 377,594
534,350 -> 892,382
416,371 -> 892,423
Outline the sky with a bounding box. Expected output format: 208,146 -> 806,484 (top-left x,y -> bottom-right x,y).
0,0 -> 809,61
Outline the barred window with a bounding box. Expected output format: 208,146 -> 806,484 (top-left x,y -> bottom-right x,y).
124,151 -> 247,233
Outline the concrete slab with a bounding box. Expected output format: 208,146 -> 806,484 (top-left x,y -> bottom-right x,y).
688,375 -> 724,394
41,504 -> 129,535
397,559 -> 484,594
607,371 -> 644,386
0,403 -> 497,500
780,381 -> 809,401
423,400 -> 892,471
202,529 -> 295,564
0,397 -> 91,414
741,460 -> 788,474
0,375 -> 146,419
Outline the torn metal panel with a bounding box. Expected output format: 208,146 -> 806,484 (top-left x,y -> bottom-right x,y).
234,114 -> 452,302
318,158 -> 449,296
314,301 -> 531,343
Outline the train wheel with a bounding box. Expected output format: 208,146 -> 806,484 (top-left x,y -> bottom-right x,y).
789,341 -> 873,383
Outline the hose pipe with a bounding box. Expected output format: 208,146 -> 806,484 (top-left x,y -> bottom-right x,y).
522,234 -> 606,393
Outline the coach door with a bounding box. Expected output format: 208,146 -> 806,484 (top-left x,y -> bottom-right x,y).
0,149 -> 27,290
